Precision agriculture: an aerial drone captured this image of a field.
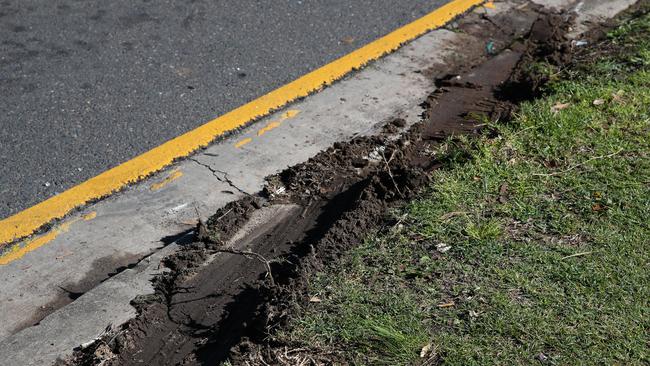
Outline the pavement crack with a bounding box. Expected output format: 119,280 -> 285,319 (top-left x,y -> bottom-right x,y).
189,158 -> 251,196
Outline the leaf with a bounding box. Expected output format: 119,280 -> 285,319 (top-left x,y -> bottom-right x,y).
498,183 -> 509,203
551,102 -> 571,113
420,343 -> 432,358
592,203 -> 607,212
309,296 -> 322,303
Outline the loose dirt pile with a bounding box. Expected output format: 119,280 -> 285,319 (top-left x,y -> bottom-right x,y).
62,3 -> 593,365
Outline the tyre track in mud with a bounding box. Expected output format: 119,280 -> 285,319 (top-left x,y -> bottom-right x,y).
62,4 -> 578,365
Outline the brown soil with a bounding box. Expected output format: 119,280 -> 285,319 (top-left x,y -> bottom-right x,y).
62,3 -> 583,366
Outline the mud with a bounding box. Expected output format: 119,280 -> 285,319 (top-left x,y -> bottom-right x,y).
62,4 -> 579,366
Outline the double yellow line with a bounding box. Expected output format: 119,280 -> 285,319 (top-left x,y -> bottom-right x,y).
0,0 -> 484,251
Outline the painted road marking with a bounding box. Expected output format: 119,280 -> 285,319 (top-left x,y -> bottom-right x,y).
0,0 -> 484,248
150,169 -> 184,191
257,109 -> 300,136
257,121 -> 282,136
234,138 -> 253,148
0,212 -> 97,265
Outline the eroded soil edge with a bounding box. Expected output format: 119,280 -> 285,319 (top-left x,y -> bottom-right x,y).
62,4 -> 591,366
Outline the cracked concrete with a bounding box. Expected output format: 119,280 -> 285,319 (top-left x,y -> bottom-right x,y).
0,0 -> 639,364
189,158 -> 253,196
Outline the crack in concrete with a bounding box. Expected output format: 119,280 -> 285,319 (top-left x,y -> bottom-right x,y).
189,158 -> 251,196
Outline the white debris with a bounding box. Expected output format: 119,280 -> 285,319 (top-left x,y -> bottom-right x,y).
366,146 -> 386,162
436,243 -> 452,253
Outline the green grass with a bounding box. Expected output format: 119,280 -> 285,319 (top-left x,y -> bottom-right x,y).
277,12 -> 650,366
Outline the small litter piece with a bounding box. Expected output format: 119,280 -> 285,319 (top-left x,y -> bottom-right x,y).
485,40 -> 496,55
365,145 -> 386,163
593,99 -> 605,106
436,243 -> 452,253
572,39 -> 588,47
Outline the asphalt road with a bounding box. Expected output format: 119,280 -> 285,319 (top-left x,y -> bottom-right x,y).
0,0 -> 450,219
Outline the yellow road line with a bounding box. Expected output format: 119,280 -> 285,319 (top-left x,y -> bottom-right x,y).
258,109 -> 300,136
150,169 -> 184,191
257,121 -> 282,136
0,212 -> 96,265
234,138 -> 253,148
0,0 -> 483,246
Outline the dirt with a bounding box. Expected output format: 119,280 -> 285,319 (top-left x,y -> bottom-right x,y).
61,3 -> 582,366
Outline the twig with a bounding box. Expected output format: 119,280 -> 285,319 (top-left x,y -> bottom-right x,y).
533,149 -> 623,177
214,207 -> 233,222
561,251 -> 593,260
381,149 -> 404,198
214,248 -> 275,286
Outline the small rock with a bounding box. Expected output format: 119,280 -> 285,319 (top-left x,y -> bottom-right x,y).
44,182 -> 51,187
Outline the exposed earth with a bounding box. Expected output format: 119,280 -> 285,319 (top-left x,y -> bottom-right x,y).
56,2 -> 628,364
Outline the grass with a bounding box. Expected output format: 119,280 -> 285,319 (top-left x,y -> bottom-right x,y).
276,10 -> 650,366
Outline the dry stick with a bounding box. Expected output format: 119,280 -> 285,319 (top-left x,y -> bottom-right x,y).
561,251 -> 593,260
533,149 -> 624,177
214,248 -> 275,286
213,207 -> 233,222
381,149 -> 404,198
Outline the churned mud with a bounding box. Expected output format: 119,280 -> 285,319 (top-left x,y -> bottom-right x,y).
62,3 -> 588,365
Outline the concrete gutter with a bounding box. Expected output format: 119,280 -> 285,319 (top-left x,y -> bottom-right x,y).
0,0 -> 639,364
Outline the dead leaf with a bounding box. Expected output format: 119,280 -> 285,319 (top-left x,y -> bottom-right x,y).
612,89 -> 625,103
543,159 -> 559,168
551,102 -> 570,113
420,343 -> 432,358
592,203 -> 607,212
498,183 -> 509,203
309,296 -> 322,303
437,302 -> 455,308
592,99 -> 605,106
